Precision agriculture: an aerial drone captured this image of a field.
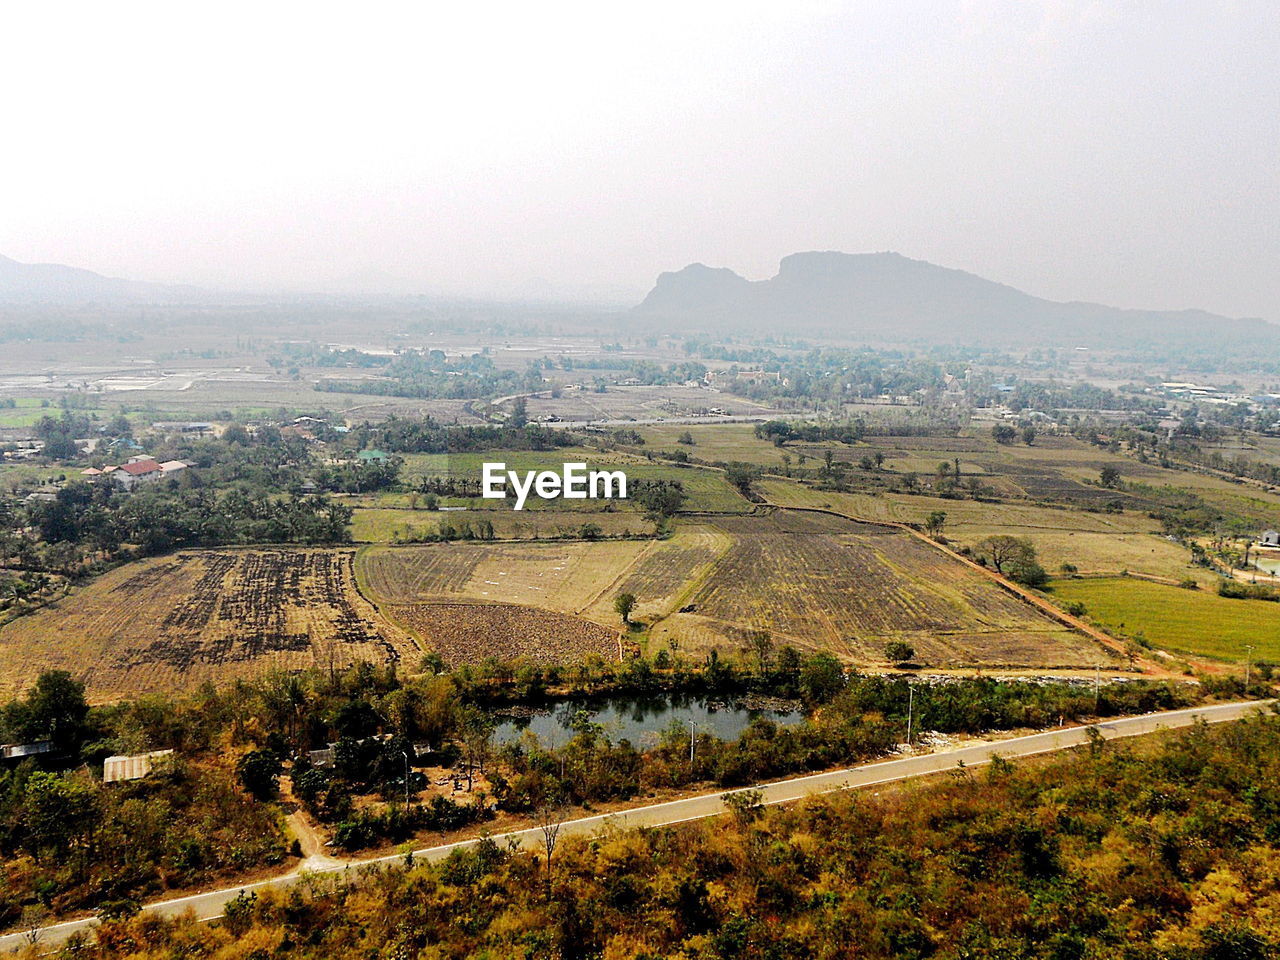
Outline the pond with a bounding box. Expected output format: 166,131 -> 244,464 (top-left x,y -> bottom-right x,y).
493,693 -> 805,748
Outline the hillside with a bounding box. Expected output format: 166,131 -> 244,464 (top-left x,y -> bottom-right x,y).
637,251 -> 1277,353
0,253 -> 200,304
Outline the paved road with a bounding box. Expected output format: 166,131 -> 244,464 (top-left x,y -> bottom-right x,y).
5,699 -> 1272,952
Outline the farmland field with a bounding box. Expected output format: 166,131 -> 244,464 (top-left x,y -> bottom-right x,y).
651,511 -> 1113,669
359,510 -> 1115,669
635,422 -> 790,467
360,539 -> 651,613
358,538 -> 646,665
380,602 -> 620,667
1048,576 -> 1280,662
0,549 -> 418,701
755,478 -> 1196,580
397,449 -> 753,513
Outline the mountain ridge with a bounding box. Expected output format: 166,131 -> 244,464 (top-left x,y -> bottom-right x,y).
637,251 -> 1269,349
0,254 -> 205,304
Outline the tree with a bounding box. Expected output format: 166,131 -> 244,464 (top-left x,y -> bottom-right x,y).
509,397 -> 528,428
460,706 -> 493,792
799,653 -> 844,703
678,431 -> 694,445
1099,465 -> 1121,488
725,462 -> 757,496
1006,557 -> 1049,588
992,423 -> 1017,444
745,630 -> 774,674
1022,426 -> 1037,445
613,592 -> 637,625
536,803 -> 564,903
23,771 -> 99,863
9,670 -> 89,754
975,535 -> 1036,574
634,481 -> 686,525
885,641 -> 915,664
924,511 -> 946,537
237,749 -> 282,801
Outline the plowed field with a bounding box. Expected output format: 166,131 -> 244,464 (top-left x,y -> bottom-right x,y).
0,549 -> 417,701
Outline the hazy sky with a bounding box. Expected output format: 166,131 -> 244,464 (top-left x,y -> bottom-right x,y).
2,1 -> 1277,316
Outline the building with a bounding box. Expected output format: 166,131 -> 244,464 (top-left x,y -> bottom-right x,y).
0,741 -> 52,763
159,460 -> 189,476
357,449 -> 389,465
151,421 -> 216,438
103,749 -> 174,784
1260,530 -> 1280,548
112,458 -> 163,489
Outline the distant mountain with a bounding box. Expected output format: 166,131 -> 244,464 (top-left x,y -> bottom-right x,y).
0,254 -> 203,304
637,251 -> 1273,352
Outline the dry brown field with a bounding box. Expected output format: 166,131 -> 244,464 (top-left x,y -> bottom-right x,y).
648,511 -> 1114,669
0,549 -> 417,701
358,539 -> 651,665
381,601 -> 619,667
359,540 -> 651,614
755,478 -> 1196,580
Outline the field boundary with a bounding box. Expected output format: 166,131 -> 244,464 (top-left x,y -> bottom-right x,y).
1067,571 -> 1185,586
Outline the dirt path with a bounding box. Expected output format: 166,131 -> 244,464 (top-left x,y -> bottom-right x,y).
281,779 -> 347,872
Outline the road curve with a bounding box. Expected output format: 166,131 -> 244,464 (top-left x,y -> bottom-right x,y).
5,699 -> 1272,953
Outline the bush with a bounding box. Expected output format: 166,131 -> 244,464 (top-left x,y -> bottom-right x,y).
1218,580 -> 1279,602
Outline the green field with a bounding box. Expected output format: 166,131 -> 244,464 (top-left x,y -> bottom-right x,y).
398,448 -> 752,513
0,398 -> 89,428
636,422 -> 789,467
1049,576 -> 1280,662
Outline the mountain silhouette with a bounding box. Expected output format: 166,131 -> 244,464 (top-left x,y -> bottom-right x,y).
638,251 -> 1271,350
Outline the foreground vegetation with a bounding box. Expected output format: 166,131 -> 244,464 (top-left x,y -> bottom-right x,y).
35,707 -> 1280,959
0,655 -> 1251,931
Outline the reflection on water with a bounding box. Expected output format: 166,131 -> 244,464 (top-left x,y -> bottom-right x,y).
493,693 -> 804,749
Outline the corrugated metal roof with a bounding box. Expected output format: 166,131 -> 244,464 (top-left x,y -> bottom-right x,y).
1,741 -> 51,759
103,749 -> 174,783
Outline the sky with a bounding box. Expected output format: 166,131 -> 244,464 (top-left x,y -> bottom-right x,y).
1,1 -> 1277,317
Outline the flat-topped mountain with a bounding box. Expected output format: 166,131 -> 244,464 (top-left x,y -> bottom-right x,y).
638,251 -> 1272,351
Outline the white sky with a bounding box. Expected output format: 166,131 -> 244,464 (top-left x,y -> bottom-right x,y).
1,1 -> 1277,316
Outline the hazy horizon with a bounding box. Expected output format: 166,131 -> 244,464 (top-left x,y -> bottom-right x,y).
3,1 -> 1277,319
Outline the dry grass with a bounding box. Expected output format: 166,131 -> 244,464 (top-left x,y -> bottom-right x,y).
649,511 -> 1112,669
0,549 -> 417,701
359,540 -> 651,616
381,601 -> 619,667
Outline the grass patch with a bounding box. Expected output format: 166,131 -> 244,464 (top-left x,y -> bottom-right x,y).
1049,576 -> 1280,662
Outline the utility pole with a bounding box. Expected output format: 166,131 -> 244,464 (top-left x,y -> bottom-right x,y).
403,750 -> 412,808
1094,665 -> 1101,712
1245,645 -> 1255,686
906,685 -> 914,747
687,720 -> 697,766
